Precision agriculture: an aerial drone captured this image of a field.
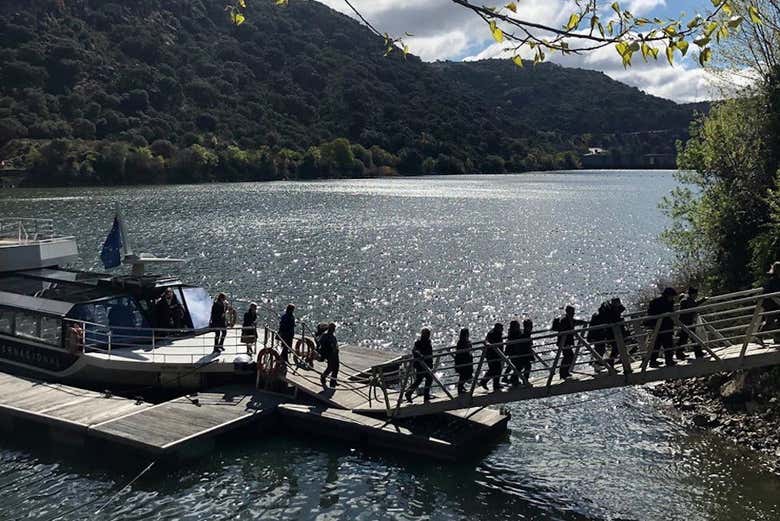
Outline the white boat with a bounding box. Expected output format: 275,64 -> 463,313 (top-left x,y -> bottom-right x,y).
0,216 -> 265,391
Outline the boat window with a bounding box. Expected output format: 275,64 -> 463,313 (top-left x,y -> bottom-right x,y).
68,297 -> 151,348
10,312 -> 61,346
0,309 -> 13,334
182,287 -> 212,330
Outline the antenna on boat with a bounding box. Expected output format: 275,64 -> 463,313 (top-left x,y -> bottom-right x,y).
113,204 -> 185,276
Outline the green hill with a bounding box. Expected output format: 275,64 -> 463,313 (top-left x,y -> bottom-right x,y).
0,0 -> 701,186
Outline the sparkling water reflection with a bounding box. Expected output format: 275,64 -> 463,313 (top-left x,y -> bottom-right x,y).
0,171 -> 778,520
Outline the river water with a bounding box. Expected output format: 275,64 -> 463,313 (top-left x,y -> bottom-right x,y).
0,171 -> 778,520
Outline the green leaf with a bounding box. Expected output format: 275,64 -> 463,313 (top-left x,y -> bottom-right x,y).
694,35 -> 711,47
506,2 -> 517,13
565,13 -> 581,31
727,15 -> 744,28
699,47 -> 712,65
238,0 -> 246,8
676,39 -> 689,56
665,44 -> 674,65
611,2 -> 621,16
749,5 -> 762,24
489,20 -> 504,43
512,55 -> 524,68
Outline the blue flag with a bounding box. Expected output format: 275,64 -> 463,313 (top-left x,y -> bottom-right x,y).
100,217 -> 123,269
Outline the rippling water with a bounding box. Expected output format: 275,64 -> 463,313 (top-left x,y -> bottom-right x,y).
1,171 -> 779,520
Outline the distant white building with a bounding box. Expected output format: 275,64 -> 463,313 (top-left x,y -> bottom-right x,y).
585,147 -> 607,156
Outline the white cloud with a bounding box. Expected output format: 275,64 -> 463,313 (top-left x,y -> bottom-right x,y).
314,0 -> 720,102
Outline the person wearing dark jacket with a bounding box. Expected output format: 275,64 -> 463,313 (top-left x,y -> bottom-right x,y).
453,328 -> 473,394
479,323 -> 504,392
646,287 -> 678,367
677,288 -> 707,359
405,328 -> 434,402
762,262 -> 780,345
210,293 -> 228,353
278,304 -> 296,364
552,306 -> 587,380
154,287 -> 180,331
604,298 -> 630,368
241,303 -> 258,355
319,323 -> 339,388
517,319 -> 534,385
503,320 -> 523,386
586,302 -> 609,371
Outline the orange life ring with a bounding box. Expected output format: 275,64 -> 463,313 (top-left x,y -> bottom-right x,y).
256,347 -> 283,379
294,338 -> 316,363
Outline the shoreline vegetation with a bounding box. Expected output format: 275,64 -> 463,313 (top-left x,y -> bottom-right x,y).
0,0 -> 696,188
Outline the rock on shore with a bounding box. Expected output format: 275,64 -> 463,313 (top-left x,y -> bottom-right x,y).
649,368 -> 780,474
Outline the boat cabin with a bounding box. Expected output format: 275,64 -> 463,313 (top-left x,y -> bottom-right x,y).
0,268 -> 214,351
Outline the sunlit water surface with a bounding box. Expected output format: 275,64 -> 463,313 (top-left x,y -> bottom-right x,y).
0,171 -> 778,521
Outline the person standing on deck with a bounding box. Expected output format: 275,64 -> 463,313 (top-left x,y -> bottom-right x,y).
677,288 -> 707,359
319,323 -> 340,388
552,306 -> 587,380
453,328 -> 474,394
646,287 -> 678,367
154,287 -> 177,331
241,303 -> 258,356
210,293 -> 228,353
405,328 -> 434,402
278,304 -> 296,364
479,323 -> 504,392
503,320 -> 523,386
762,262 -> 780,346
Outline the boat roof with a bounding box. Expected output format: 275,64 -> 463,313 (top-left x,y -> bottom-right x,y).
0,268 -> 186,317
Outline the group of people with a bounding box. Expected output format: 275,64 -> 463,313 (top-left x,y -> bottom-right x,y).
208,268 -> 780,399
401,286 -> 716,402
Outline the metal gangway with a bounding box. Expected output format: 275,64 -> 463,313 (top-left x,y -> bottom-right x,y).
334,287 -> 780,419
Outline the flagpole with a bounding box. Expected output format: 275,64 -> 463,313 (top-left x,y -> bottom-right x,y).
115,203 -> 134,258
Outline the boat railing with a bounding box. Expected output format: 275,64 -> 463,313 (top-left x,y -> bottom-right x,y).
0,218 -> 69,244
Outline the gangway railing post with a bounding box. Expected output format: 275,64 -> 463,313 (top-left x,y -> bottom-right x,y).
639,320 -> 661,372
679,323 -> 720,361
740,301 -> 764,360
575,332 -> 617,376
611,324 -> 633,379
423,355 -> 454,400
394,361 -> 412,416
467,347 -> 488,400
495,343 -> 523,382
546,344 -> 562,392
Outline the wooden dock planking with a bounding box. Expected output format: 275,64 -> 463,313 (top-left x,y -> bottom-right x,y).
284,365 -> 375,410
354,343 -> 780,418
0,371 -> 282,456
91,386 -> 282,453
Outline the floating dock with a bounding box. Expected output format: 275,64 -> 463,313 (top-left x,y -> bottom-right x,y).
0,345 -> 510,463
0,372 -> 279,458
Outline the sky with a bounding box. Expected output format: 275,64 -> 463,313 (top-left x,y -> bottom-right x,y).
315,0 -> 723,103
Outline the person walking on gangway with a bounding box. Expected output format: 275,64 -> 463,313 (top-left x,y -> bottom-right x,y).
278,304 -> 296,364
210,292 -> 228,353
479,323 -> 504,392
516,319 -> 534,385
503,320 -> 524,386
646,287 -> 678,367
762,262 -> 780,346
405,328 -> 434,403
677,288 -> 707,360
453,328 -> 473,394
552,306 -> 587,380
319,323 -> 340,388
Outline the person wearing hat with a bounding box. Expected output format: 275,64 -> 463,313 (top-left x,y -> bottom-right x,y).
762,262 -> 780,345
645,287 -> 678,367
480,323 -> 505,391
405,327 -> 434,402
241,302 -> 258,355
552,306 -> 587,380
677,288 -> 707,360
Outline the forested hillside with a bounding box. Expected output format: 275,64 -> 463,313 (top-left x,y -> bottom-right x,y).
0,0 -> 700,186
